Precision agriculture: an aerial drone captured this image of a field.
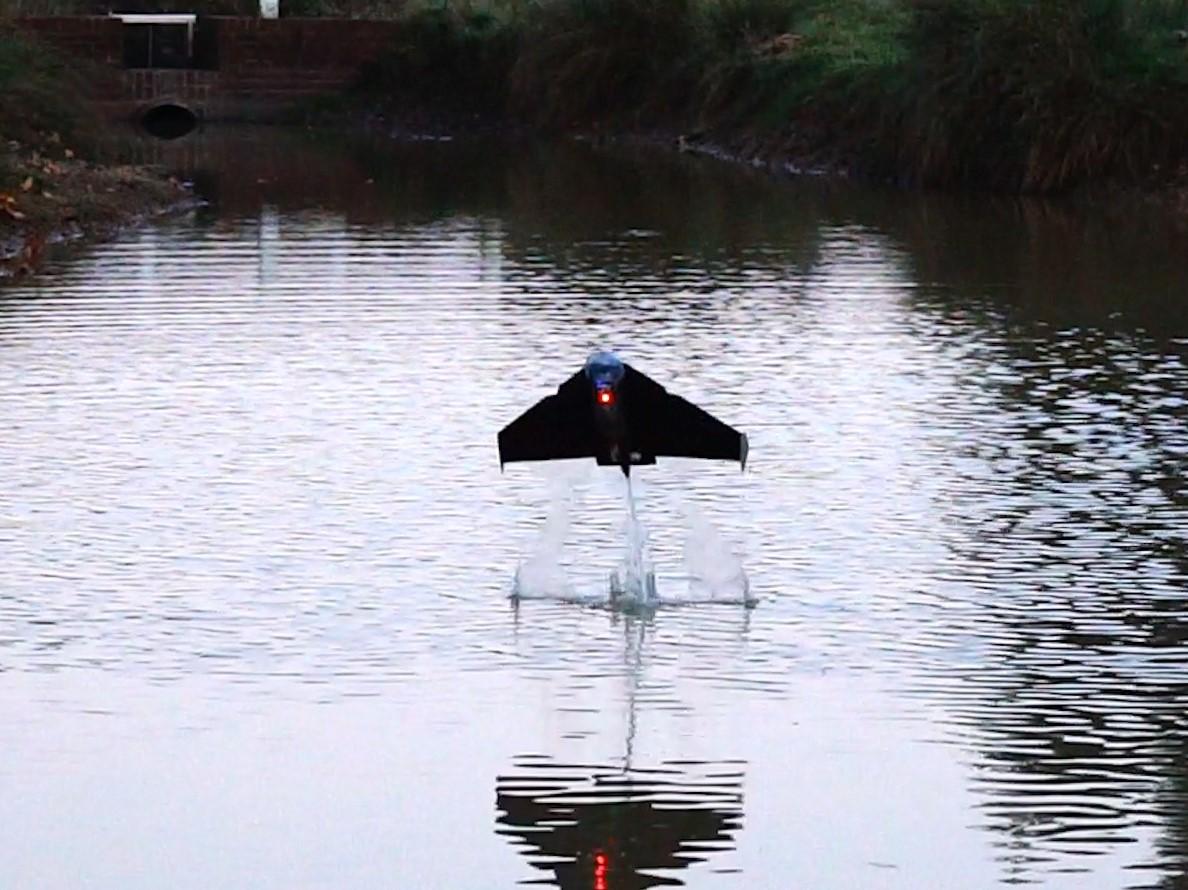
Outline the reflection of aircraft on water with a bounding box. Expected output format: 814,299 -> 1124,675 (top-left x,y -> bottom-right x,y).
498,352 -> 748,478
497,614 -> 748,888
496,755 -> 744,889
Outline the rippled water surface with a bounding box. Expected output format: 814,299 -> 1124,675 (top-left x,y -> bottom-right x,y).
2,129 -> 1187,889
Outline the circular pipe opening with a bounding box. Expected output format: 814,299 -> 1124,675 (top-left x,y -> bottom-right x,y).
141,104 -> 198,140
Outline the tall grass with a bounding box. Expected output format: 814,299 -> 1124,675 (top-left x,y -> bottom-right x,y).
7,0 -> 1186,192
0,26 -> 108,148
509,0 -> 1187,191
354,5 -> 519,109
0,21 -> 127,201
688,0 -> 909,131
508,0 -> 702,125
878,0 -> 1188,190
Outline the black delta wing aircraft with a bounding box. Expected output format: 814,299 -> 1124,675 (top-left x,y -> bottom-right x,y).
498,352 -> 748,477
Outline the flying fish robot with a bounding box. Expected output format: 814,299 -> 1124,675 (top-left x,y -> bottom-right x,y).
498,352 -> 748,477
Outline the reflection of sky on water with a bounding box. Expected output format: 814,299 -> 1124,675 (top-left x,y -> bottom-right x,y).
0,129 -> 1187,888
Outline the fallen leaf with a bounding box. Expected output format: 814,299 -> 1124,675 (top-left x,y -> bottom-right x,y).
20,176 -> 33,192
64,148 -> 75,159
3,206 -> 27,220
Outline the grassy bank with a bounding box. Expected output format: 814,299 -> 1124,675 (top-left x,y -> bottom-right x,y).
0,25 -> 185,272
0,25 -> 185,270
350,0 -> 1188,194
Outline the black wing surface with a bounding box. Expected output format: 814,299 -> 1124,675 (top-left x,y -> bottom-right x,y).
497,371 -> 597,468
621,365 -> 748,467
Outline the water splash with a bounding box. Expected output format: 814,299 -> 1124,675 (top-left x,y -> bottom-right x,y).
511,480 -> 577,600
683,504 -> 752,604
609,477 -> 658,609
512,476 -> 752,610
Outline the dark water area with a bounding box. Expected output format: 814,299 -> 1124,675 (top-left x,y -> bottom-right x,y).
1,127 -> 1187,889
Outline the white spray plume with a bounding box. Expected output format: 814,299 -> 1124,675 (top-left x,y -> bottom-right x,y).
683,502 -> 751,603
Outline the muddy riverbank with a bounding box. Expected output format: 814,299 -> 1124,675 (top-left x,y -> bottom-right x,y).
0,26 -> 193,273
0,138 -> 190,273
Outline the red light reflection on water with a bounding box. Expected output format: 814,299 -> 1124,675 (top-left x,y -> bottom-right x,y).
593,850 -> 608,890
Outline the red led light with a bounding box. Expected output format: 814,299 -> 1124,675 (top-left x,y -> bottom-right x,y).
594,852 -> 608,890
597,390 -> 614,405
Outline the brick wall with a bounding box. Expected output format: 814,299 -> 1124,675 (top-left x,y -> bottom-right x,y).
124,69 -> 219,103
14,16 -> 402,121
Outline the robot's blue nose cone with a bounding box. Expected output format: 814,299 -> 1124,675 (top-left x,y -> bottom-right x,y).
584,351 -> 626,389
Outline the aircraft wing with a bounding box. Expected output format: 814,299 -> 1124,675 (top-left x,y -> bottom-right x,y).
497,371 -> 597,468
623,366 -> 749,468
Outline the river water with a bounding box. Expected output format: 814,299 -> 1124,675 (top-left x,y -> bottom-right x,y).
1,128 -> 1186,889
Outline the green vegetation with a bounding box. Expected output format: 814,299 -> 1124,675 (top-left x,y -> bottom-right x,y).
353,0 -> 1188,193
5,0 -> 1186,193
0,25 -> 181,264
0,25 -> 97,200
0,21 -> 119,193
355,5 -> 518,110
877,0 -> 1188,190
0,26 -> 108,152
